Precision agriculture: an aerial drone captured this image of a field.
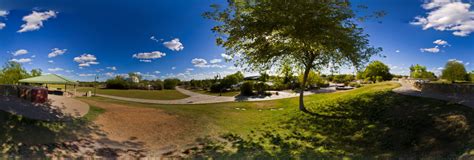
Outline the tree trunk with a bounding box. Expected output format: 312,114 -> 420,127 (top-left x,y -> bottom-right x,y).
299,66 -> 311,113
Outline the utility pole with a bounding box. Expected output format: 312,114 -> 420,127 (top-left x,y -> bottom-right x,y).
94,75 -> 98,96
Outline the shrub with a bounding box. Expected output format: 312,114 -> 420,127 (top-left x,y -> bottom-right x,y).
240,81 -> 254,96
106,76 -> 129,89
164,78 -> 180,89
349,82 -> 361,88
254,82 -> 268,95
210,83 -> 224,93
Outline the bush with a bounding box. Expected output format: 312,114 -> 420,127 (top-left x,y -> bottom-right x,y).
254,82 -> 268,95
164,78 -> 180,89
240,81 -> 254,96
106,76 -> 130,89
210,83 -> 224,93
349,82 -> 361,88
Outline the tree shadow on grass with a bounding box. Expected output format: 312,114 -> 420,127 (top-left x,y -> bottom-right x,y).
191,91 -> 474,159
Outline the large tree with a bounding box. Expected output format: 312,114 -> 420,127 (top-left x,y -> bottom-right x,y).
205,0 -> 381,112
442,60 -> 467,83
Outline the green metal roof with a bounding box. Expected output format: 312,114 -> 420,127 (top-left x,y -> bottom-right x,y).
18,74 -> 78,85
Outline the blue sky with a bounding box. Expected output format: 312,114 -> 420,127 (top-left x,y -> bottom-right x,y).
0,0 -> 472,81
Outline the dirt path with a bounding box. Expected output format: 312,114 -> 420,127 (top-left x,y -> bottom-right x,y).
393,80 -> 474,108
81,99 -> 203,152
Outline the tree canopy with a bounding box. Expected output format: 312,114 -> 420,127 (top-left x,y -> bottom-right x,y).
205,0 -> 381,112
441,60 -> 467,83
0,61 -> 31,84
409,64 -> 436,80
362,61 -> 392,82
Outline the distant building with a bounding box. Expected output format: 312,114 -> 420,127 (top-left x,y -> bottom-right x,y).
130,76 -> 140,83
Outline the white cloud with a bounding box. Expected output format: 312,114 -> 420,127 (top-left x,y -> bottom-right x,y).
0,23 -> 5,29
221,53 -> 232,60
154,71 -> 161,74
18,10 -> 57,33
465,62 -> 470,66
133,51 -> 166,62
186,68 -> 194,71
395,50 -> 400,53
171,67 -> 176,70
48,67 -> 63,72
105,72 -> 114,77
411,0 -> 474,36
210,59 -> 222,64
12,49 -> 28,56
106,66 -> 117,71
74,54 -> 99,67
448,59 -> 463,63
163,38 -> 184,51
48,60 -> 54,63
0,10 -> 8,17
65,70 -> 74,73
433,39 -> 449,46
48,48 -> 67,58
420,46 -> 440,53
79,73 -> 95,77
10,58 -> 32,63
191,58 -> 225,68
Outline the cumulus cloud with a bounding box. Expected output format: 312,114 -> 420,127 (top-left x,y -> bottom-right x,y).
210,59 -> 222,64
420,46 -> 440,53
0,10 -> 8,17
163,38 -> 184,51
74,54 -> 99,67
133,51 -> 166,62
154,71 -> 161,74
411,0 -> 474,36
106,66 -> 117,71
48,67 -> 63,72
433,39 -> 449,46
10,58 -> 32,63
18,10 -> 57,33
105,72 -> 114,77
221,53 -> 233,60
0,23 -> 5,29
48,60 -> 54,63
48,48 -> 67,58
171,67 -> 176,70
12,49 -> 28,56
192,58 -> 225,68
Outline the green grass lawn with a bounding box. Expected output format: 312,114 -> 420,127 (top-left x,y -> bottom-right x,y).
82,82 -> 474,158
76,87 -> 189,100
191,89 -> 241,97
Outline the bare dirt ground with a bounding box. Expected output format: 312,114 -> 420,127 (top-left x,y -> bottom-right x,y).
80,99 -> 205,157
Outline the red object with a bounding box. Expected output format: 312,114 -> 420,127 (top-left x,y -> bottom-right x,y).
31,88 -> 48,103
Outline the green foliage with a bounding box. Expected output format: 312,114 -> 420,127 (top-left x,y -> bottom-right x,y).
254,82 -> 268,95
221,71 -> 245,89
240,81 -> 254,96
105,76 -> 129,89
164,78 -> 180,89
0,61 -> 30,84
30,69 -> 42,77
362,61 -> 392,82
441,60 -> 467,83
409,64 -> 436,80
279,61 -> 294,84
332,74 -> 355,84
299,71 -> 326,89
349,82 -> 361,88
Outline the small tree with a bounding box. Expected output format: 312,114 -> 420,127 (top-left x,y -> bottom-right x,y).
362,61 -> 392,82
164,78 -> 180,89
0,61 -> 30,84
409,64 -> 436,80
441,60 -> 467,83
205,0 -> 381,112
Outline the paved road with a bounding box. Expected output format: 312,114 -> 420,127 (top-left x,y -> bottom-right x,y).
93,86 -> 337,105
393,80 -> 473,108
